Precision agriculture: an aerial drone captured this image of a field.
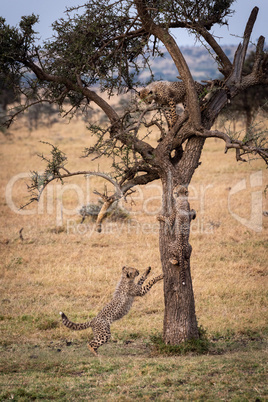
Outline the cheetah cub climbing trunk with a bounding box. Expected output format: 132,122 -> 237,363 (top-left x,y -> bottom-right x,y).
158,180 -> 199,345
60,266 -> 163,356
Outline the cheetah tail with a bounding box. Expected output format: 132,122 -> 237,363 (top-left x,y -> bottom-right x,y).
59,311 -> 92,331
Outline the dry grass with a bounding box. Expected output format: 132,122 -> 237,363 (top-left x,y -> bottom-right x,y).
0,115 -> 267,400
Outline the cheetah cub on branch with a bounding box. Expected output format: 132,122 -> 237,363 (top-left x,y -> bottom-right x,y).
139,80 -> 206,128
60,266 -> 163,356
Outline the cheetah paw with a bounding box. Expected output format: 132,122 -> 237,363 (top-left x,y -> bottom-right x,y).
169,258 -> 179,265
87,344 -> 98,357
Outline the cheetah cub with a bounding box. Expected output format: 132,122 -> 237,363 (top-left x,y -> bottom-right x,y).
139,81 -> 205,128
60,266 -> 163,356
157,185 -> 196,286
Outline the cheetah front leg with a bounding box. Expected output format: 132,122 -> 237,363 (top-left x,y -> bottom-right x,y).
165,100 -> 177,128
134,274 -> 164,297
136,266 -> 151,286
157,213 -> 176,228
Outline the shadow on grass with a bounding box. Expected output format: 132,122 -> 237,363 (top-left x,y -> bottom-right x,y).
149,327 -> 266,357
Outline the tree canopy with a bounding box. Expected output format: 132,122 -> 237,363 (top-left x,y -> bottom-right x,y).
0,1 -> 236,108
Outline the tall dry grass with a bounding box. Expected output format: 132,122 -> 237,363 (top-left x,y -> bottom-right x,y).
0,114 -> 267,347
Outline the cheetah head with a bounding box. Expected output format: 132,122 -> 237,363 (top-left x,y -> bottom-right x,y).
138,88 -> 155,104
173,185 -> 188,198
122,266 -> 139,279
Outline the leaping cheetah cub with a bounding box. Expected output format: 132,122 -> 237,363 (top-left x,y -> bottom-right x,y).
60,266 -> 163,356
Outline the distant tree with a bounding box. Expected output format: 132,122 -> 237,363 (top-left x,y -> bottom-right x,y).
221,50 -> 268,132
0,2 -> 267,346
0,72 -> 20,111
0,71 -> 20,131
27,103 -> 59,131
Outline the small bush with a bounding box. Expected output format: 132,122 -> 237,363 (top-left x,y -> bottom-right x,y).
79,200 -> 130,222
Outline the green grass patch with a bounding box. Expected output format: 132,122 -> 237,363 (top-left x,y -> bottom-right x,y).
0,335 -> 266,401
0,386 -> 67,401
150,326 -> 210,356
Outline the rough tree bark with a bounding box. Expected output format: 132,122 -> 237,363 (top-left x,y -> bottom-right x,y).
159,174 -> 199,344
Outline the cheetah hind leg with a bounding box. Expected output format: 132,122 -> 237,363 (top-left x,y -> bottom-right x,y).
88,344 -> 98,357
88,320 -> 111,356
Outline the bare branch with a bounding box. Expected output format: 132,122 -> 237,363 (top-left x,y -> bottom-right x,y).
144,120 -> 166,141
252,36 -> 265,76
196,129 -> 268,165
232,7 -> 259,85
92,192 -> 119,233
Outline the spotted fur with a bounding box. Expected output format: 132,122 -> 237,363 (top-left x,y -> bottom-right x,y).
139,81 -> 206,128
158,185 -> 196,286
60,266 -> 163,355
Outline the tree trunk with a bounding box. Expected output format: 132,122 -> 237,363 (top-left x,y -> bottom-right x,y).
159,175 -> 199,344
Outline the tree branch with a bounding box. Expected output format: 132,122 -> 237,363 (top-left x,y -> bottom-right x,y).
191,25 -> 232,76
23,59 -> 120,124
231,7 -> 259,85
196,129 -> 268,165
21,58 -> 158,163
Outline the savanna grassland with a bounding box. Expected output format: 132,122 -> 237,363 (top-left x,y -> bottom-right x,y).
0,112 -> 267,401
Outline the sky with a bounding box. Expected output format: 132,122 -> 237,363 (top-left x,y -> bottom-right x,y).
0,0 -> 267,47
